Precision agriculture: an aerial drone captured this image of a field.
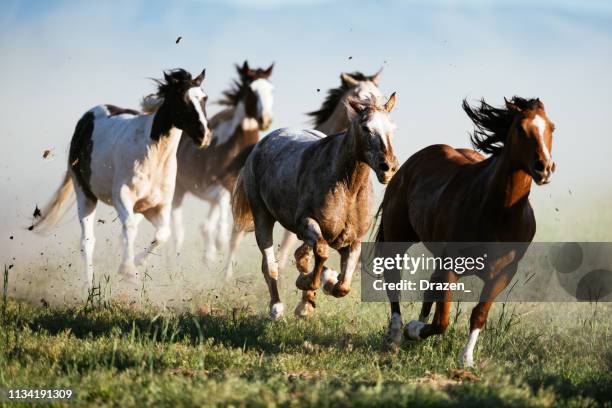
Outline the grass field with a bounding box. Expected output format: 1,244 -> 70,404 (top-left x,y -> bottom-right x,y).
1,259 -> 611,407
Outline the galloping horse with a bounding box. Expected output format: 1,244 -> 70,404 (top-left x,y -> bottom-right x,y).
377,97 -> 555,366
233,93 -> 399,319
31,68 -> 212,290
171,61 -> 274,263
225,70 -> 384,278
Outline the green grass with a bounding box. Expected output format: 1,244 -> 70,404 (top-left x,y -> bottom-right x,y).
1,273 -> 611,407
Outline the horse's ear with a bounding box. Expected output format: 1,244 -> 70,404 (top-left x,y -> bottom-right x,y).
164,71 -> 176,84
384,92 -> 397,112
263,63 -> 274,78
505,97 -> 522,113
341,73 -> 359,87
370,68 -> 383,86
536,98 -> 545,110
242,61 -> 250,74
193,69 -> 206,86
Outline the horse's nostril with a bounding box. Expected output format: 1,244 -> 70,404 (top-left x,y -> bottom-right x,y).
534,160 -> 545,172
379,163 -> 390,172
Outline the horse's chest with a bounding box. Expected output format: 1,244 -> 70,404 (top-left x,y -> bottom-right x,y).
131,157 -> 176,210
318,190 -> 372,248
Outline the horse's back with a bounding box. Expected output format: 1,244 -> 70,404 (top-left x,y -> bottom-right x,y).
243,128 -> 327,228
247,128 -> 325,173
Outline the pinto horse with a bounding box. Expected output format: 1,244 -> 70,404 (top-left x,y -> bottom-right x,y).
377,97 -> 555,366
31,68 -> 212,290
225,69 -> 385,278
171,61 -> 274,263
233,94 -> 398,319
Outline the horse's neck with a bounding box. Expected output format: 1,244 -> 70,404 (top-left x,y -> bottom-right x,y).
148,104 -> 183,162
333,123 -> 370,192
316,100 -> 350,134
484,149 -> 533,209
214,101 -> 258,146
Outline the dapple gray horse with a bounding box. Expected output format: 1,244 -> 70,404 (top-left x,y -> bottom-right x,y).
225,70 -> 385,278
232,94 -> 399,319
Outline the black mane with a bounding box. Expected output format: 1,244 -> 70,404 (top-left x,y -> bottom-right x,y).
308,71 -> 370,127
219,66 -> 270,107
154,68 -> 193,97
463,96 -> 541,155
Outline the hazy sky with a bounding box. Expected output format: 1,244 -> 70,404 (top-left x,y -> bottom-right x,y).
1,0 -> 612,264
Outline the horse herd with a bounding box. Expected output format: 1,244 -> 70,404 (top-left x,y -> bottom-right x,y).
32,62 -> 556,367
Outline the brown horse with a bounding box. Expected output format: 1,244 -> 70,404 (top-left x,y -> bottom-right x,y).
171,61 -> 273,262
376,97 -> 555,366
233,94 -> 398,319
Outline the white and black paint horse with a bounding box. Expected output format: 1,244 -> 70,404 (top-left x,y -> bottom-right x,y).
31,68 -> 211,290
171,61 -> 274,265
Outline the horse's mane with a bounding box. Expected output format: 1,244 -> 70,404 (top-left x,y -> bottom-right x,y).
219,66 -> 270,107
307,72 -> 370,127
140,69 -> 194,113
463,96 -> 541,156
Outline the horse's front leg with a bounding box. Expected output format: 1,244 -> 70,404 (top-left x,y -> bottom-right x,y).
115,185 -> 139,283
294,243 -> 316,318
461,263 -> 518,367
295,217 -> 328,292
136,204 -> 172,267
322,241 -> 361,298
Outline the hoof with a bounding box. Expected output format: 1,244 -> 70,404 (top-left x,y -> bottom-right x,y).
383,313 -> 403,351
294,300 -> 315,318
295,273 -> 317,291
320,268 -> 339,295
405,320 -> 425,341
118,263 -> 138,284
460,352 -> 475,368
269,303 -> 285,320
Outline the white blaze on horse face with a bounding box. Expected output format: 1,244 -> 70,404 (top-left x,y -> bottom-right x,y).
250,78 -> 274,121
187,86 -> 209,131
366,111 -> 396,148
532,115 -> 551,162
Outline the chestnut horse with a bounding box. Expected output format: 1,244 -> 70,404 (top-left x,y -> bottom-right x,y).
233,94 -> 398,319
376,97 -> 555,366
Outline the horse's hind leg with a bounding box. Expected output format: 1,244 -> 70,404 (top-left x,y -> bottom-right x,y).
406,269 -> 457,341
379,211 -> 418,349
223,228 -> 245,281
254,211 -> 283,319
295,217 -> 328,292
294,243 -> 316,318
75,185 -> 97,292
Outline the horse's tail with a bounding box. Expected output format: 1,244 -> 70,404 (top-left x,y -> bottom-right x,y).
232,171 -> 255,232
30,171 -> 75,233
